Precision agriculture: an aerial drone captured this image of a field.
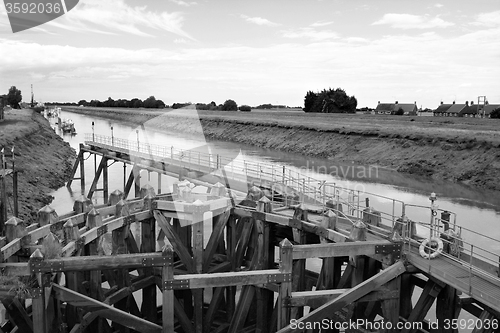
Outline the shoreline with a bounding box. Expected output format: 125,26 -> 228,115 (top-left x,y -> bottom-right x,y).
0,109 -> 75,224
61,106 -> 500,192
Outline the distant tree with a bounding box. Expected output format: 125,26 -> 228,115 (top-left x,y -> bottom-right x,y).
172,102 -> 191,109
239,105 -> 251,112
256,103 -> 273,109
78,100 -> 88,106
155,99 -> 166,109
303,91 -> 316,112
128,98 -> 142,108
103,97 -> 114,107
491,108 -> 500,119
143,96 -> 157,108
303,88 -> 357,113
395,108 -> 404,115
222,99 -> 238,111
196,103 -> 209,110
7,86 -> 22,109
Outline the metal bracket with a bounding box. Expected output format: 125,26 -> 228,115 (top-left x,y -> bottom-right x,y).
375,243 -> 402,259
30,260 -> 64,273
252,211 -> 266,222
123,215 -> 136,226
75,236 -> 86,250
163,279 -> 189,291
50,222 -> 64,234
97,225 -> 108,237
29,288 -> 43,299
151,201 -> 158,210
288,219 -> 302,230
142,256 -> 168,267
268,273 -> 292,284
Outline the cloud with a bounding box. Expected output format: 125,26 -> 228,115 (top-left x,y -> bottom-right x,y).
282,27 -> 339,41
170,0 -> 198,7
310,21 -> 334,27
472,10 -> 500,27
434,3 -> 444,8
373,13 -> 454,29
43,0 -> 193,39
241,15 -> 280,27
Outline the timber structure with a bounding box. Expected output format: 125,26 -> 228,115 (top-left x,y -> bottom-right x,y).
0,134 -> 499,333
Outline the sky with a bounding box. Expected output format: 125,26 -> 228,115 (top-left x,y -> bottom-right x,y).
0,0 -> 499,109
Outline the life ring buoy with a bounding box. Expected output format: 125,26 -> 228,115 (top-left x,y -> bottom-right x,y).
419,237 -> 443,259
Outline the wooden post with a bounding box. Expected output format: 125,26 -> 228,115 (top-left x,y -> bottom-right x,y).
73,196 -> 93,214
192,200 -> 204,333
436,285 -> 459,333
37,205 -> 58,236
291,205 -> 307,319
13,170 -> 18,217
278,239 -> 293,330
134,165 -> 141,198
30,249 -> 46,333
109,189 -> 124,206
255,196 -> 273,333
5,216 -> 26,243
162,242 -> 174,332
141,192 -> 157,323
103,157 -> 109,204
112,199 -> 131,332
63,218 -> 83,328
348,220 -> 368,321
79,144 -> 85,195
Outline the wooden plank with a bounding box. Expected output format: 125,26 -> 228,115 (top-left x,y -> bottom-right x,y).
25,252 -> 166,273
234,216 -> 254,269
292,240 -> 392,260
288,287 -> 400,308
52,284 -> 162,333
277,261 -> 406,333
154,210 -> 195,273
87,156 -> 107,200
171,269 -> 283,289
228,286 -> 255,333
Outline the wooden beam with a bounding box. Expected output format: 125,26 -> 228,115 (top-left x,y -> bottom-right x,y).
401,279 -> 445,333
154,210 -> 195,273
277,260 -> 406,333
292,240 -> 393,260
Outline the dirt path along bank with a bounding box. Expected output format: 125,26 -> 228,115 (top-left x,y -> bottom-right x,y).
0,109 -> 75,224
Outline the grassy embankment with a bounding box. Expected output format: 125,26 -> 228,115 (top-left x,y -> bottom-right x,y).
0,109 -> 75,223
63,106 -> 500,192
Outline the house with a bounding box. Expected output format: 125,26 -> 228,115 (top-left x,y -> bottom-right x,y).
433,101 -> 470,117
374,101 -> 418,115
434,101 -> 499,117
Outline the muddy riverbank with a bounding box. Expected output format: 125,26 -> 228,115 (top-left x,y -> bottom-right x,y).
0,109 -> 75,223
62,106 -> 500,192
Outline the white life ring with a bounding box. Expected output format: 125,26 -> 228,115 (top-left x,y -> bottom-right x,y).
419,237 -> 443,259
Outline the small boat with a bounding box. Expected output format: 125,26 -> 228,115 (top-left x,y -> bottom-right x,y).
61,119 -> 76,134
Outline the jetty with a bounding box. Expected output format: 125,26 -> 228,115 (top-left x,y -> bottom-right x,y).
0,134 -> 499,333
